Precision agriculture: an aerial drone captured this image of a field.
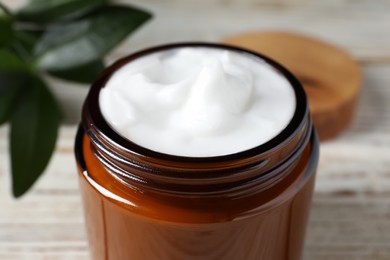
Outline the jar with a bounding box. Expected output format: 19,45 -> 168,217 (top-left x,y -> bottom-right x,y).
75,43 -> 319,260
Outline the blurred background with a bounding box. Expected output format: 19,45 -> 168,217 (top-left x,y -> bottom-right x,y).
1,0 -> 390,259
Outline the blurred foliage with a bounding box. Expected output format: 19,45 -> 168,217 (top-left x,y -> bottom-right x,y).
0,0 -> 152,197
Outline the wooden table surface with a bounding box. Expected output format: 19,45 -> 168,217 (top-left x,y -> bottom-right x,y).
1,0 -> 390,259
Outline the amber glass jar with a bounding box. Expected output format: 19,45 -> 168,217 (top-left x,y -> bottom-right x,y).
75,43 -> 319,260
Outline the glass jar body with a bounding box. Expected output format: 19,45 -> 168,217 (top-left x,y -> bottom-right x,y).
75,43 -> 319,260
76,128 -> 318,260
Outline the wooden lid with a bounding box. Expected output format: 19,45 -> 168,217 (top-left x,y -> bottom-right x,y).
222,31 -> 362,141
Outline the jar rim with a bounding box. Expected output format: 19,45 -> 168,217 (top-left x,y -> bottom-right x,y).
83,42 -> 308,164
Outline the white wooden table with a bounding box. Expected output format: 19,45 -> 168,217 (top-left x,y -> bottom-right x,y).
1,1 -> 390,259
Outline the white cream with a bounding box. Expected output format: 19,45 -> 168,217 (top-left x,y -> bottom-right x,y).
99,47 -> 296,157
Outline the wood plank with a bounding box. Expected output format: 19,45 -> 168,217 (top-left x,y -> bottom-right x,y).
3,0 -> 390,62
108,0 -> 390,63
1,190 -> 390,259
304,194 -> 390,260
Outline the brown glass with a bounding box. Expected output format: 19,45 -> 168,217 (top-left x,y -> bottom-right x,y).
75,43 -> 319,260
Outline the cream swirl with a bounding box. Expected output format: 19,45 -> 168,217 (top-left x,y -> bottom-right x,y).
99,47 -> 295,157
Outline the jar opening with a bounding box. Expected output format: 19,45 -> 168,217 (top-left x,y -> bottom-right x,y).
83,42 -> 308,163
79,42 -> 311,196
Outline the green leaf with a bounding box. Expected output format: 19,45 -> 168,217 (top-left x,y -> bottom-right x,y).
0,72 -> 27,124
16,0 -> 107,23
11,30 -> 44,63
35,5 -> 152,71
0,49 -> 30,124
0,16 -> 13,47
10,76 -> 62,197
0,49 -> 30,71
48,59 -> 104,84
14,30 -> 43,54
